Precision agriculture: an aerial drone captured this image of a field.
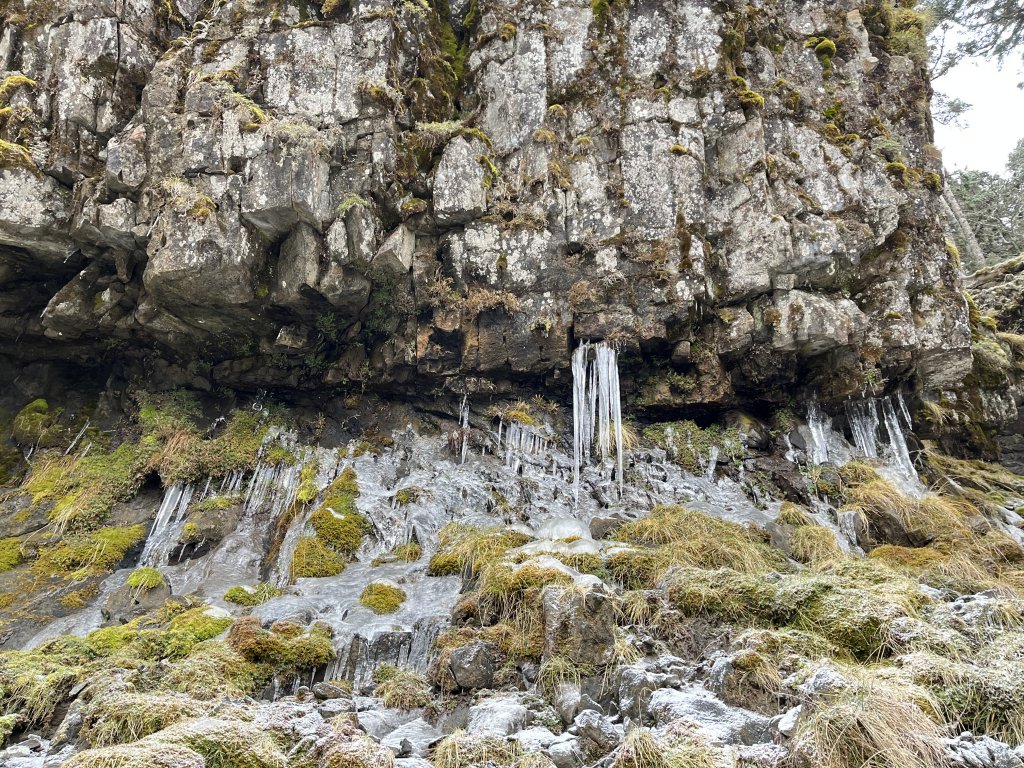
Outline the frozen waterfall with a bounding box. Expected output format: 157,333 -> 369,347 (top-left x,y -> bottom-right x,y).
807,393 -> 918,480
572,341 -> 624,501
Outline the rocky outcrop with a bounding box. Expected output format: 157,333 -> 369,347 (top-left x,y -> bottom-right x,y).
0,0 -> 969,406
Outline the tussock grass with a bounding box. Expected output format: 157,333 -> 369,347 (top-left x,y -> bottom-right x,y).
81,691 -> 205,747
432,730 -> 521,768
900,646 -> 1024,745
777,502 -> 815,527
791,526 -> 843,565
374,665 -> 432,709
792,667 -> 947,768
609,506 -> 784,588
427,524 -> 531,577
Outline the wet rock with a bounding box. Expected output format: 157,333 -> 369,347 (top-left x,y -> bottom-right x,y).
449,641 -> 497,690
647,685 -> 771,745
382,717 -> 443,757
573,710 -> 622,752
467,694 -> 532,737
542,582 -> 616,667
313,681 -> 352,700
102,580 -> 172,625
946,733 -> 1024,768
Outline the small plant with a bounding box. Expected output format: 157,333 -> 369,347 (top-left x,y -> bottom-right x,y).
126,567 -> 165,591
360,582 -> 407,614
224,583 -> 281,606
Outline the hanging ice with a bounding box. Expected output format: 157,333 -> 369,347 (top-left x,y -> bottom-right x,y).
139,482 -> 195,566
846,399 -> 880,459
459,395 -> 470,465
881,396 -> 916,479
806,397 -> 832,465
572,341 -> 624,501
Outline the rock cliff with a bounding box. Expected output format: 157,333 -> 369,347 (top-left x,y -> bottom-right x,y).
1,0 -> 969,403
6,2 -> 1024,768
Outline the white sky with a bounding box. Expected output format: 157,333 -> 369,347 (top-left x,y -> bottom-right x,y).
933,54 -> 1024,175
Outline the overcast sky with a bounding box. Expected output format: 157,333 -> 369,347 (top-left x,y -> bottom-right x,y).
932,54 -> 1024,175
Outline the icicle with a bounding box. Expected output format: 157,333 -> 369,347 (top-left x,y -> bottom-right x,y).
896,391 -> 913,427
882,396 -> 916,479
65,420 -> 90,455
572,341 -> 624,501
705,446 -> 719,482
459,395 -> 470,465
845,398 -> 879,458
806,397 -> 831,464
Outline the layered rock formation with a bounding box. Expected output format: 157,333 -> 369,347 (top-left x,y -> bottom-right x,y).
6,2 -> 1024,768
1,0 -> 969,403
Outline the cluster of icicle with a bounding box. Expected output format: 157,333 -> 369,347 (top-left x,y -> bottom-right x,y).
140,438 -> 312,569
498,419 -> 553,474
806,393 -> 916,479
572,340 -> 624,501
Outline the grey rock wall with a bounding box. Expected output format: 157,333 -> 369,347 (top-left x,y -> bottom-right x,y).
0,0 -> 971,405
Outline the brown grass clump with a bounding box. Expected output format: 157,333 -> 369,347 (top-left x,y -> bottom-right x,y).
613,505 -> 784,573
792,667 -> 946,768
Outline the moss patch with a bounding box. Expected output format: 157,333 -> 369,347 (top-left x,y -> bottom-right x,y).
359,582 -> 407,614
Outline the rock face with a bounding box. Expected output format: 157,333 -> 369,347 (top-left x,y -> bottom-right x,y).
0,0 -> 970,404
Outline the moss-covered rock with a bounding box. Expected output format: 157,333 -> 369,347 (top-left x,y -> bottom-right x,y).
359,582 -> 406,614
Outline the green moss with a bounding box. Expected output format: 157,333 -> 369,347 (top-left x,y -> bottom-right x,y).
290,536 -> 345,580
643,421 -> 743,474
150,409 -> 269,486
395,486 -> 425,506
126,567 -> 165,591
665,563 -> 922,659
159,641 -> 261,700
26,441 -> 149,529
162,607 -> 234,659
0,139 -> 35,170
224,583 -> 281,607
0,713 -> 17,746
228,616 -> 335,671
337,194 -> 369,216
807,37 -> 837,77
737,89 -> 765,109
34,525 -> 146,578
359,582 -> 407,614
0,538 -> 24,573
427,524 -> 532,577
308,467 -> 366,556
12,399 -> 54,445
373,542 -> 422,566
0,74 -> 37,101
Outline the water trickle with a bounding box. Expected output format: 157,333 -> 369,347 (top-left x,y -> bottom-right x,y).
572,341 -> 624,501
